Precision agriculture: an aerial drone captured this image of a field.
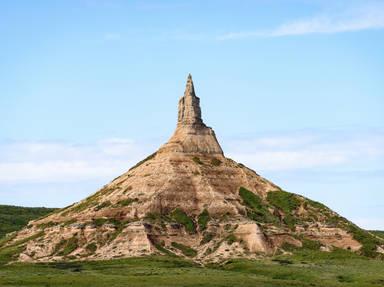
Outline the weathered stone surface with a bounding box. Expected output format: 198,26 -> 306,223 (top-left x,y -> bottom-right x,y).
159,74 -> 223,155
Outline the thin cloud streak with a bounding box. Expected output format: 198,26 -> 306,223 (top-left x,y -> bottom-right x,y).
0,130 -> 383,183
218,3 -> 384,39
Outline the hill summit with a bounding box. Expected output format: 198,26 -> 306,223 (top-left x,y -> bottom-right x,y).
2,75 -> 383,263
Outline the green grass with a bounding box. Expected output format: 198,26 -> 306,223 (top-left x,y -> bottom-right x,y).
116,198 -> 138,207
94,201 -> 112,211
0,253 -> 383,287
171,242 -> 197,257
371,230 -> 384,240
55,236 -> 79,256
170,209 -> 196,234
347,225 -> 382,257
239,187 -> 278,224
267,190 -> 301,229
197,209 -> 210,231
266,190 -> 301,214
85,243 -> 97,254
0,205 -> 57,238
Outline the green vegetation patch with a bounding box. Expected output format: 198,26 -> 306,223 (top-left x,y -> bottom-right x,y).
61,188 -> 107,216
347,224 -> 382,257
171,242 -> 197,257
116,198 -> 138,207
55,236 -> 79,256
0,205 -> 57,239
239,187 -> 277,224
192,156 -> 203,165
239,187 -> 263,210
92,218 -> 109,227
201,232 -> 214,244
370,230 -> 384,240
210,158 -> 222,166
94,201 -> 112,211
153,241 -> 175,257
0,254 -> 384,286
85,243 -> 97,254
226,234 -> 237,245
267,190 -> 301,229
197,209 -> 210,231
0,231 -> 45,266
267,190 -> 300,214
170,209 -> 196,234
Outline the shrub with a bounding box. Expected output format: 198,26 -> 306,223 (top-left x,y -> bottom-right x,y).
198,209 -> 210,231
171,209 -> 195,234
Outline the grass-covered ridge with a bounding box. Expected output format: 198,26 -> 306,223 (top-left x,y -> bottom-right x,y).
0,205 -> 57,239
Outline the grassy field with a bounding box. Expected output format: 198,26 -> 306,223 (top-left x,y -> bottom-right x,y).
0,205 -> 57,238
0,251 -> 383,287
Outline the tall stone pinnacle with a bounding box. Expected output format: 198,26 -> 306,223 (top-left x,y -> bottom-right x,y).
177,74 -> 205,127
159,74 -> 224,155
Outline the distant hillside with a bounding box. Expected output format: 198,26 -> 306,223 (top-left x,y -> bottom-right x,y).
0,205 -> 57,238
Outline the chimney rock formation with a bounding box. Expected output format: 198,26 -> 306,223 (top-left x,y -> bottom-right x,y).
4,75 -> 382,264
159,74 -> 223,155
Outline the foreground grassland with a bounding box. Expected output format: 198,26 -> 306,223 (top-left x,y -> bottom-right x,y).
0,251 -> 383,287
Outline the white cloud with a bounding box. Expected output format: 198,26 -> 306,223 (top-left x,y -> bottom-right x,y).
0,139 -> 153,184
224,131 -> 384,171
218,3 -> 384,39
1,131 -> 383,184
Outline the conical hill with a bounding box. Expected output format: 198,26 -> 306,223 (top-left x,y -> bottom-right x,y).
2,75 -> 383,263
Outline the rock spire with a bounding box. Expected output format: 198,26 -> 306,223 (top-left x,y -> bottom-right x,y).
159,74 -> 224,155
177,74 -> 205,127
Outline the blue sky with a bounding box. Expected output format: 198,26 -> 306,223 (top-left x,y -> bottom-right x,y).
0,0 -> 383,229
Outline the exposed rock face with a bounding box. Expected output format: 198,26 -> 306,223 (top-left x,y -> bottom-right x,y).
159,74 -> 223,155
3,75 -> 383,263
178,74 -> 204,127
